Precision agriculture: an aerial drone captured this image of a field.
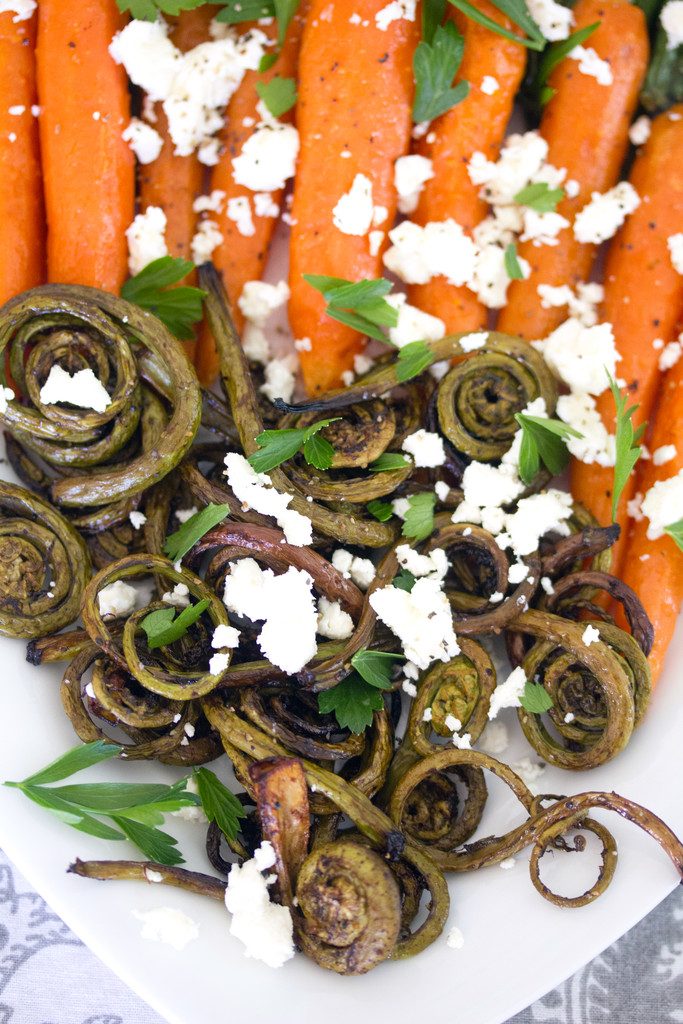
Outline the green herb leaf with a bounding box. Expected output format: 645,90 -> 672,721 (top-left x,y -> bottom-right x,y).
504,242 -> 525,280
641,19 -> 683,113
664,517 -> 683,551
140,599 -> 210,651
304,274 -> 398,342
413,21 -> 470,123
514,412 -> 583,484
43,782 -> 191,813
520,681 -> 554,713
248,419 -> 339,473
447,0 -> 545,51
111,816 -> 184,866
273,0 -> 299,45
351,649 -> 403,688
369,453 -> 411,472
608,374 -> 644,521
367,499 -> 394,522
534,22 -> 601,105
317,674 -> 385,734
423,0 -> 447,42
121,256 -> 206,341
193,767 -> 245,842
255,76 -> 297,117
513,181 -> 565,213
396,340 -> 435,382
402,492 -> 437,541
214,0 -> 275,24
115,0 -> 206,19
392,568 -> 417,592
163,503 -> 230,562
16,740 -> 122,787
18,786 -> 127,840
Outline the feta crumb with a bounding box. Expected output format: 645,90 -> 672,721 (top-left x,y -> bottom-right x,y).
212,623 -> 241,649
122,118 -> 163,164
225,842 -> 295,968
629,115 -> 651,146
481,75 -> 500,95
402,429 -> 446,468
145,868 -> 164,883
564,712 -> 575,723
175,505 -> 198,523
396,544 -> 449,580
567,45 -> 613,86
460,331 -> 489,352
226,196 -> 255,237
508,561 -> 529,585
446,926 -> 465,949
97,580 -> 137,619
527,0 -> 573,39
659,340 -> 682,371
332,549 -> 376,589
369,577 -> 460,670
668,233 -> 683,274
193,190 -> 226,214
653,444 -> 677,465
661,0 -> 683,48
488,665 -> 527,719
394,154 -> 433,214
375,0 -> 416,30
8,104 -> 25,116
126,205 -> 168,275
627,492 -> 644,521
0,385 -> 14,415
225,453 -> 312,546
499,857 -> 516,870
435,480 -> 450,502
40,365 -> 112,413
641,468 -> 683,539
537,319 -> 619,396
489,591 -> 504,603
422,706 -> 433,722
402,680 -> 418,697
387,293 -> 446,348
332,173 -> 374,236
317,596 -> 354,640
368,229 -> 385,256
132,907 -> 199,951
0,1 -> 36,22
294,336 -> 312,352
232,116 -> 299,192
129,511 -> 147,530
238,279 -> 289,324
556,391 -> 615,467
260,355 -> 297,404
209,652 -> 230,675
573,182 -> 640,244
540,576 -> 555,595
162,582 -> 190,608
191,218 -> 223,264
477,720 -> 509,755
582,624 -> 600,646
383,219 -> 477,287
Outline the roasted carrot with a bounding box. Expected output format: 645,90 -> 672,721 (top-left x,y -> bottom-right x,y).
195,9 -> 306,386
408,0 -> 526,333
288,0 -> 418,394
36,0 -> 134,293
619,355 -> 683,685
570,106 -> 683,571
498,0 -> 648,340
0,9 -> 44,306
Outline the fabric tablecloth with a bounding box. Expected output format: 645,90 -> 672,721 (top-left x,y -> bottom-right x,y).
1,847 -> 681,1024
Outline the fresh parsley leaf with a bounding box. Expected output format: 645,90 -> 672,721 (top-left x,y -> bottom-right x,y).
423,0 -> 447,42
304,274 -> 398,342
514,413 -> 583,484
115,0 -> 206,18
535,22 -> 601,105
392,568 -> 417,592
396,340 -> 435,382
121,256 -> 206,341
193,767 -> 245,842
16,740 -> 121,786
163,503 -> 230,562
255,76 -> 297,117
413,21 -> 469,123
665,518 -> 683,551
367,499 -> 394,522
402,492 -> 437,541
609,374 -> 644,521
513,181 -> 565,212
520,681 -> 554,714
447,0 -> 545,51
369,453 -> 411,472
248,418 -> 339,473
215,0 -> 275,23
140,599 -> 210,651
112,816 -> 184,866
504,242 -> 525,280
17,785 -> 127,840
351,649 -> 403,688
273,0 -> 299,45
317,674 -> 386,734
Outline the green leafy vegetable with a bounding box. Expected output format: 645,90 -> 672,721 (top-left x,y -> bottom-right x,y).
121,257 -> 205,341
273,0 -> 299,45
534,22 -> 601,105
447,0 -> 545,51
115,0 -> 206,18
304,274 -> 398,342
513,181 -> 565,213
317,674 -> 386,734
216,0 -> 274,19
520,681 -> 554,713
413,21 -> 470,123
422,0 -> 447,42
351,648 -> 404,688
248,418 -> 340,474
402,492 -> 437,541
367,499 -> 394,522
641,19 -> 683,113
20,739 -> 120,786
392,568 -> 417,592
369,453 -> 411,472
163,503 -> 230,562
664,518 -> 683,551
192,767 -> 245,842
256,76 -> 297,117
608,374 -> 645,521
139,599 -> 210,651
504,242 -> 525,280
396,340 -> 435,382
514,413 -> 583,484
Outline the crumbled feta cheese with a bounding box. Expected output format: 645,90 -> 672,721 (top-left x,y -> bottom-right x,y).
332,549 -> 376,590
667,233 -> 683,274
223,558 -> 317,673
489,591 -> 504,603
556,391 -> 615,466
582,624 -> 600,646
191,219 -> 223,264
175,505 -> 198,523
97,580 -> 138,619
653,444 -> 677,466
212,623 -> 241,649
564,712 -> 575,723
145,868 -> 164,883
251,191 -> 278,218
317,596 -> 354,640
508,561 -> 529,585
224,453 -> 312,546
540,576 -> 555,595
536,319 -> 619,396
641,468 -> 683,539
225,842 -> 295,968
435,480 -> 450,502
162,582 -> 190,608
0,385 -> 14,415
8,104 -> 24,116
386,293 -> 446,348
460,331 -> 489,352
471,242 -> 523,308
500,857 -> 516,869
512,756 -> 546,792
132,907 -> 199,951
383,219 -> 477,287
394,154 -> 433,214
368,229 -> 385,256
226,196 -> 255,237
369,577 -> 460,670
209,652 -> 230,675
129,511 -> 147,530
488,665 -> 526,719
527,0 -> 573,39
573,182 -> 640,244
238,279 -> 289,324
392,497 -> 411,520
402,429 -> 446,468
294,336 -> 312,352
477,720 -> 509,755
627,492 -> 644,521
629,115 -> 651,146
468,132 -> 549,206
567,45 -> 613,86
260,355 -> 297,404
332,173 -> 375,235
537,281 -> 603,326
519,208 -> 570,247
396,544 -> 449,580
126,205 -> 168,275
461,460 -> 524,509
498,489 -> 573,558
481,75 -> 499,95
444,713 -> 461,733
193,189 -> 226,214
446,925 -> 465,949
661,0 -> 683,48
0,1 -> 36,22
39,365 -> 112,413
122,117 -> 163,164
659,340 -> 682,371
232,116 -> 299,192
375,0 -> 416,30
422,706 -> 433,722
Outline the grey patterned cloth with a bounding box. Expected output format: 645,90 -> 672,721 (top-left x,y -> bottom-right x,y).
0,847 -> 681,1024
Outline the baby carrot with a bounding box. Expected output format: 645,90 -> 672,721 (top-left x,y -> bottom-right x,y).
0,9 -> 44,305
498,0 -> 648,340
195,9 -> 306,387
570,106 -> 683,571
408,0 -> 526,333
288,0 -> 418,394
36,0 -> 134,293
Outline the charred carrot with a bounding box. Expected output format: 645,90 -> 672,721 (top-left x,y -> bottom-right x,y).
0,9 -> 44,305
570,106 -> 683,571
498,0 -> 648,340
288,0 -> 419,394
36,0 -> 134,293
195,9 -> 306,387
408,0 -> 526,333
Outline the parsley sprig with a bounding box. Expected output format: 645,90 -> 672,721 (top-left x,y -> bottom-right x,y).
304,275 -> 398,342
248,418 -> 340,474
256,76 -> 297,117
317,675 -> 386,734
367,499 -> 394,522
369,453 -> 411,472
664,519 -> 683,551
115,0 -> 206,18
192,767 -> 245,841
402,492 -> 437,541
396,341 -> 436,382
534,22 -> 601,105
608,374 -> 645,521
514,182 -> 565,213
520,681 -> 554,713
515,413 -> 583,484
164,504 -> 230,562
447,0 -> 545,51
413,21 -> 469,123
351,648 -> 404,687
505,242 -> 525,280
121,257 -> 206,341
140,599 -> 210,650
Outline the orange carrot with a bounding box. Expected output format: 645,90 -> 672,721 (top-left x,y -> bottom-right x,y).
0,9 -> 44,305
570,106 -> 683,572
498,0 -> 648,340
288,0 -> 418,395
408,0 -> 526,333
619,354 -> 683,685
195,9 -> 306,386
36,0 -> 134,293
